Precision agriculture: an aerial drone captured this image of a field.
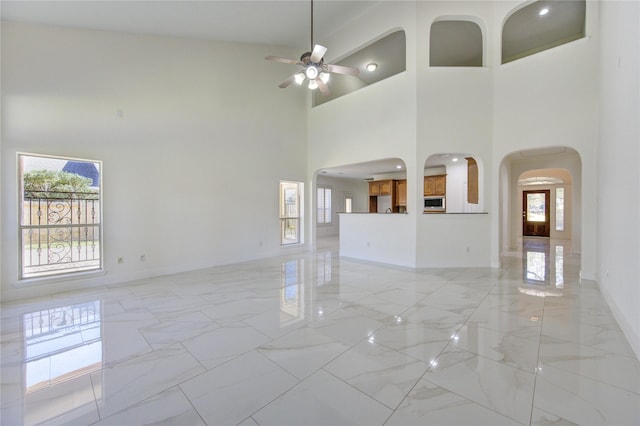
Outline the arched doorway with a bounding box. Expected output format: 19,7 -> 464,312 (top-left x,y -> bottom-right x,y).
519,168 -> 572,239
313,158 -> 407,251
499,147 -> 581,257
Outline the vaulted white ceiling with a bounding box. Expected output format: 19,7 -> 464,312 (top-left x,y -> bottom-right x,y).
2,0 -> 586,180
1,0 -> 381,49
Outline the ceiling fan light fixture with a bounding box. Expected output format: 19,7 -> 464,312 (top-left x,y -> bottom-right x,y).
265,0 -> 359,96
294,72 -> 305,85
305,65 -> 319,80
366,63 -> 378,72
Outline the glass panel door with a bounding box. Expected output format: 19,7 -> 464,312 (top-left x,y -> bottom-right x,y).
523,190 -> 550,237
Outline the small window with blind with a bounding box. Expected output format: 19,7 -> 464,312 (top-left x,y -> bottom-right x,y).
317,186 -> 332,224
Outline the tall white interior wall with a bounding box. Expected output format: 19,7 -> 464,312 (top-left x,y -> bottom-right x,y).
308,1 -> 419,262
416,1 -> 494,268
315,1 -> 598,271
597,0 -> 640,359
492,1 -> 599,279
1,22 -> 307,301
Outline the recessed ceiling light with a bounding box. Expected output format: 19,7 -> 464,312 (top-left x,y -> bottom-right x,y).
539,7 -> 549,16
396,164 -> 402,169
366,63 -> 378,72
452,158 -> 459,162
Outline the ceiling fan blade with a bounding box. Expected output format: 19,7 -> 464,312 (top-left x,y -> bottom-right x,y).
310,44 -> 328,63
326,63 -> 360,76
265,56 -> 301,65
278,75 -> 295,88
316,78 -> 331,97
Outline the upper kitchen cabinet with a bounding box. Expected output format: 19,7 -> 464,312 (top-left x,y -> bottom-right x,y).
424,174 -> 446,196
369,180 -> 393,196
466,157 -> 479,204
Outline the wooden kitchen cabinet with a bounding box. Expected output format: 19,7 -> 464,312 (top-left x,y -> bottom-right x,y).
395,179 -> 407,206
369,180 -> 393,196
369,181 -> 381,196
369,179 -> 398,212
466,157 -> 478,204
424,174 -> 446,196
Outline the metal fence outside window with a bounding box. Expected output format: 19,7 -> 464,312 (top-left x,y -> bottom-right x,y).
20,190 -> 102,279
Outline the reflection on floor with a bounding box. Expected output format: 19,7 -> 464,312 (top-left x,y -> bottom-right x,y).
2,238 -> 639,425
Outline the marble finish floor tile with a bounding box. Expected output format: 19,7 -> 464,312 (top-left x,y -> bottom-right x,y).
386,378 -> 522,425
252,370 -> 392,425
258,327 -> 350,379
534,363 -> 640,425
324,339 -> 429,409
423,347 -> 537,424
180,350 -> 298,425
92,343 -> 205,419
92,387 -> 205,426
451,324 -> 541,373
1,238 -> 638,426
370,321 -> 453,363
538,335 -> 640,393
182,323 -> 271,369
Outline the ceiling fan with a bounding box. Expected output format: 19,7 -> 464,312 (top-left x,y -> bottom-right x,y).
265,0 -> 360,97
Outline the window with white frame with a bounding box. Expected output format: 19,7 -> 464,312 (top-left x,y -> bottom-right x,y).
344,193 -> 353,213
18,153 -> 103,279
280,181 -> 303,245
555,187 -> 565,231
317,186 -> 332,224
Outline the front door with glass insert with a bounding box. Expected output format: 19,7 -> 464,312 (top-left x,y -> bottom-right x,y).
523,190 -> 550,237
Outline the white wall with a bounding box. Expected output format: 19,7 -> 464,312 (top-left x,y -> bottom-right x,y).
307,1 -> 418,260
597,0 -> 640,359
1,23 -> 307,301
340,213 -> 415,268
308,1 -> 599,273
416,1 -> 495,267
417,213 -> 492,268
492,1 -> 599,278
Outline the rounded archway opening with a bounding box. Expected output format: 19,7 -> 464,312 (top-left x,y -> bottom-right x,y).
499,147 -> 581,259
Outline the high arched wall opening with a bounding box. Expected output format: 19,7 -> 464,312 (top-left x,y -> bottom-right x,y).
499,147 -> 581,258
311,158 -> 407,250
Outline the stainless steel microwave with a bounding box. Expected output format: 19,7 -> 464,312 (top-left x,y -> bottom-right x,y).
424,196 -> 445,211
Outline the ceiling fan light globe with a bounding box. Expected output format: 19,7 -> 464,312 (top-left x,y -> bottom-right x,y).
294,72 -> 305,85
305,65 -> 319,80
308,79 -> 318,90
319,72 -> 330,84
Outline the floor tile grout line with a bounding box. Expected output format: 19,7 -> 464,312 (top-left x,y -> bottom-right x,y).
529,287 -> 549,425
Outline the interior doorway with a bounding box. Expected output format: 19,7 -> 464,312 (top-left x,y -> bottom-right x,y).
522,190 -> 550,237
499,147 -> 581,257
